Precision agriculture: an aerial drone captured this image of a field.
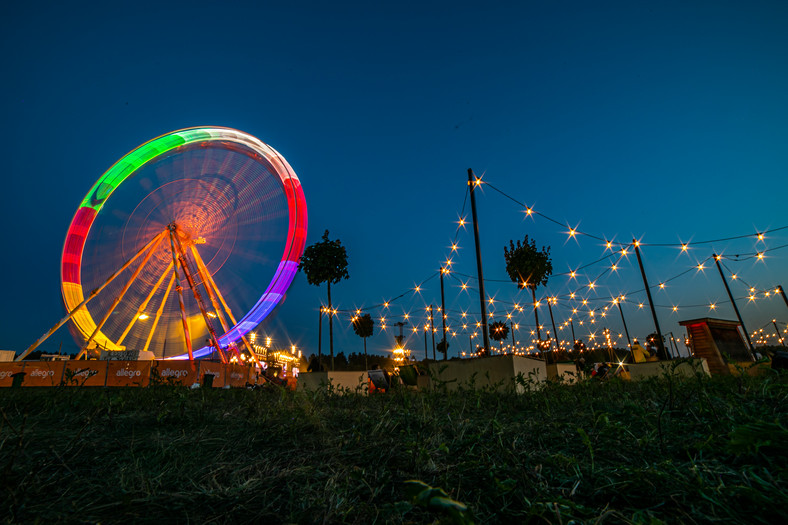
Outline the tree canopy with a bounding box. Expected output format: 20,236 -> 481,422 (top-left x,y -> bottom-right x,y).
503,236 -> 552,290
352,313 -> 374,339
299,230 -> 350,286
489,321 -> 510,343
436,338 -> 449,359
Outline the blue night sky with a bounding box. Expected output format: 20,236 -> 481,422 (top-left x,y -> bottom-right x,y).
1,1 -> 787,358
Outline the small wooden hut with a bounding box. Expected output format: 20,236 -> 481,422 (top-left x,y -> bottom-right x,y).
679,318 -> 753,375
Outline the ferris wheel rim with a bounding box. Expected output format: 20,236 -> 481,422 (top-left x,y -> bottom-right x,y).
61,126 -> 308,359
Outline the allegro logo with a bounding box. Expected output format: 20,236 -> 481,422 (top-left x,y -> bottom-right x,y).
29,369 -> 55,377
0,371 -> 13,380
116,369 -> 141,377
160,369 -> 189,379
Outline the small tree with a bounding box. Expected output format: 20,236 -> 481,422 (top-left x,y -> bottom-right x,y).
504,236 -> 552,341
299,230 -> 350,371
352,313 -> 375,370
489,320 -> 510,351
646,332 -> 669,360
436,338 -> 450,360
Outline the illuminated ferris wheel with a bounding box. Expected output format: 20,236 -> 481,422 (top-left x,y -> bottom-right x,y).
20,127 -> 307,362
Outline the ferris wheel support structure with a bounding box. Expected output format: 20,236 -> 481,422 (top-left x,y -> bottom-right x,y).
16,231 -> 168,361
171,224 -> 233,364
190,245 -> 261,366
189,245 -> 263,368
168,226 -> 196,362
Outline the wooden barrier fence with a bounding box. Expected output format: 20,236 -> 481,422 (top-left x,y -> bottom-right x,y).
0,360 -> 256,388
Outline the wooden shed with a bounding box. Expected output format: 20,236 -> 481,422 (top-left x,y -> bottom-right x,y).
679,318 -> 753,375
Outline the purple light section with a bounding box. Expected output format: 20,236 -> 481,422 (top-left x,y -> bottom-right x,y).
166,260 -> 299,360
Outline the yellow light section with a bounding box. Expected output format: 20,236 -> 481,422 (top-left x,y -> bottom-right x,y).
62,282 -> 122,351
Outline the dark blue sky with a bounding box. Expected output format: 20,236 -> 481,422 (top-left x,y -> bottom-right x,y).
2,1 -> 787,358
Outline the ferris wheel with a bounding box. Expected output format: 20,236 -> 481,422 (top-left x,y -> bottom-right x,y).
19,127 -> 307,362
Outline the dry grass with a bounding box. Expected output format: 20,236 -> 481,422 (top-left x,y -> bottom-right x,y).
1,362 -> 786,524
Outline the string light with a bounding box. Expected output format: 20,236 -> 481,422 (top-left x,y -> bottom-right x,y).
323,177 -> 788,355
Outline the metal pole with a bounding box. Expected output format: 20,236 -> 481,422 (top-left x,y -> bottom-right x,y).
468,169 -> 490,355
773,320 -> 786,347
547,298 -> 559,353
430,305 -> 436,360
328,282 -> 334,371
469,334 -> 473,357
665,331 -> 678,357
440,268 -> 447,360
633,240 -> 667,360
532,288 -> 542,342
510,322 -> 516,353
569,319 -> 577,346
778,285 -> 788,310
424,326 -> 428,360
318,308 -> 323,362
713,254 -> 754,357
616,300 -> 632,349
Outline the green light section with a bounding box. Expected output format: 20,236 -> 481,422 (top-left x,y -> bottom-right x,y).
78,128 -> 224,211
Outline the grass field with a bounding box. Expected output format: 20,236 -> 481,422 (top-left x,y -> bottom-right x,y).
1,362 -> 786,524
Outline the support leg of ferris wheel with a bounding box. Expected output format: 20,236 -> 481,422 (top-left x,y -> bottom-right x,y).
143,272 -> 176,355
190,244 -> 261,367
171,227 -> 229,364
190,244 -> 262,368
116,260 -> 174,346
168,227 -> 194,361
189,244 -> 258,367
17,229 -> 168,362
76,231 -> 167,359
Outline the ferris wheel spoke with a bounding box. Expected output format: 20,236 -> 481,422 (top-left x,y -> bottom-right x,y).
76,231 -> 168,359
116,260 -> 174,346
190,244 -> 261,366
19,229 -> 168,362
143,272 -> 176,355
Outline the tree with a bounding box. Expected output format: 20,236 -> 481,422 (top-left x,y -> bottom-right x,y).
646,332 -> 669,360
335,352 -> 349,370
436,338 -> 449,360
352,313 -> 375,370
504,236 -> 552,342
299,230 -> 350,371
489,320 -> 510,351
